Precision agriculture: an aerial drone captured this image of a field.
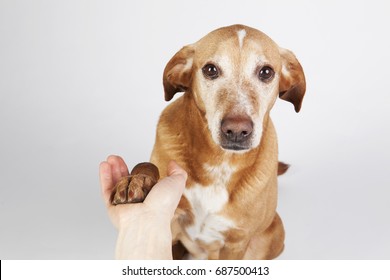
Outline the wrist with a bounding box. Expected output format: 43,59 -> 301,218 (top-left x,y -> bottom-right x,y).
115,217 -> 173,259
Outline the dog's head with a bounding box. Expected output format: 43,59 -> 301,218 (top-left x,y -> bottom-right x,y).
163,25 -> 306,152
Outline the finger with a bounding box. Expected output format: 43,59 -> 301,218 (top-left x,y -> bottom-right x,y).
144,161 -> 187,216
99,161 -> 114,207
107,155 -> 128,184
167,160 -> 188,179
116,156 -> 129,177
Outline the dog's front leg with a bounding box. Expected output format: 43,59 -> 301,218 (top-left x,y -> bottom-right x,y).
217,228 -> 250,259
219,239 -> 250,260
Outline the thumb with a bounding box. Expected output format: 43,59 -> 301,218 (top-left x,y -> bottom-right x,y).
143,161 -> 187,216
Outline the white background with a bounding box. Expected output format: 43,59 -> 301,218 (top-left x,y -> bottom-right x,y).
1,0 -> 389,259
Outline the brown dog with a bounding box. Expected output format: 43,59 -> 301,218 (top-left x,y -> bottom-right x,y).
114,24 -> 306,259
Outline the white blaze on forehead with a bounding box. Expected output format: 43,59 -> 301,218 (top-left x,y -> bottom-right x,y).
237,29 -> 247,49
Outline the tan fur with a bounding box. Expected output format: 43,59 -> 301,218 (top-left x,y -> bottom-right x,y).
151,25 -> 306,259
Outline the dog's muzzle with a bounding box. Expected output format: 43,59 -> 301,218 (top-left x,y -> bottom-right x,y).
220,114 -> 253,151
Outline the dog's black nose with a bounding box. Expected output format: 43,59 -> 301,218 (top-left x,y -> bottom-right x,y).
221,115 -> 253,149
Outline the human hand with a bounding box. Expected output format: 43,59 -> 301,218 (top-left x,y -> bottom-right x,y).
99,155 -> 187,259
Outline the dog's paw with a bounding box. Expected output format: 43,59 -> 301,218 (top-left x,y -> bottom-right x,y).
110,162 -> 160,205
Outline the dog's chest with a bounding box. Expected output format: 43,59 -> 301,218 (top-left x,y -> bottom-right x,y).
183,163 -> 236,246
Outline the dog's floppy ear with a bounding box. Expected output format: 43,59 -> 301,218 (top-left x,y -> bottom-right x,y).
163,45 -> 195,101
278,48 -> 306,112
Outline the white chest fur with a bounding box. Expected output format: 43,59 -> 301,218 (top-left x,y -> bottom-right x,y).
183,162 -> 236,247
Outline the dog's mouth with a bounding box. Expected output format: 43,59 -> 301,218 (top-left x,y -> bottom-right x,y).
220,142 -> 251,151
219,131 -> 253,151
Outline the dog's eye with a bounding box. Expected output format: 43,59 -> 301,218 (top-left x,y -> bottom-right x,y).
258,66 -> 275,82
202,64 -> 219,79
